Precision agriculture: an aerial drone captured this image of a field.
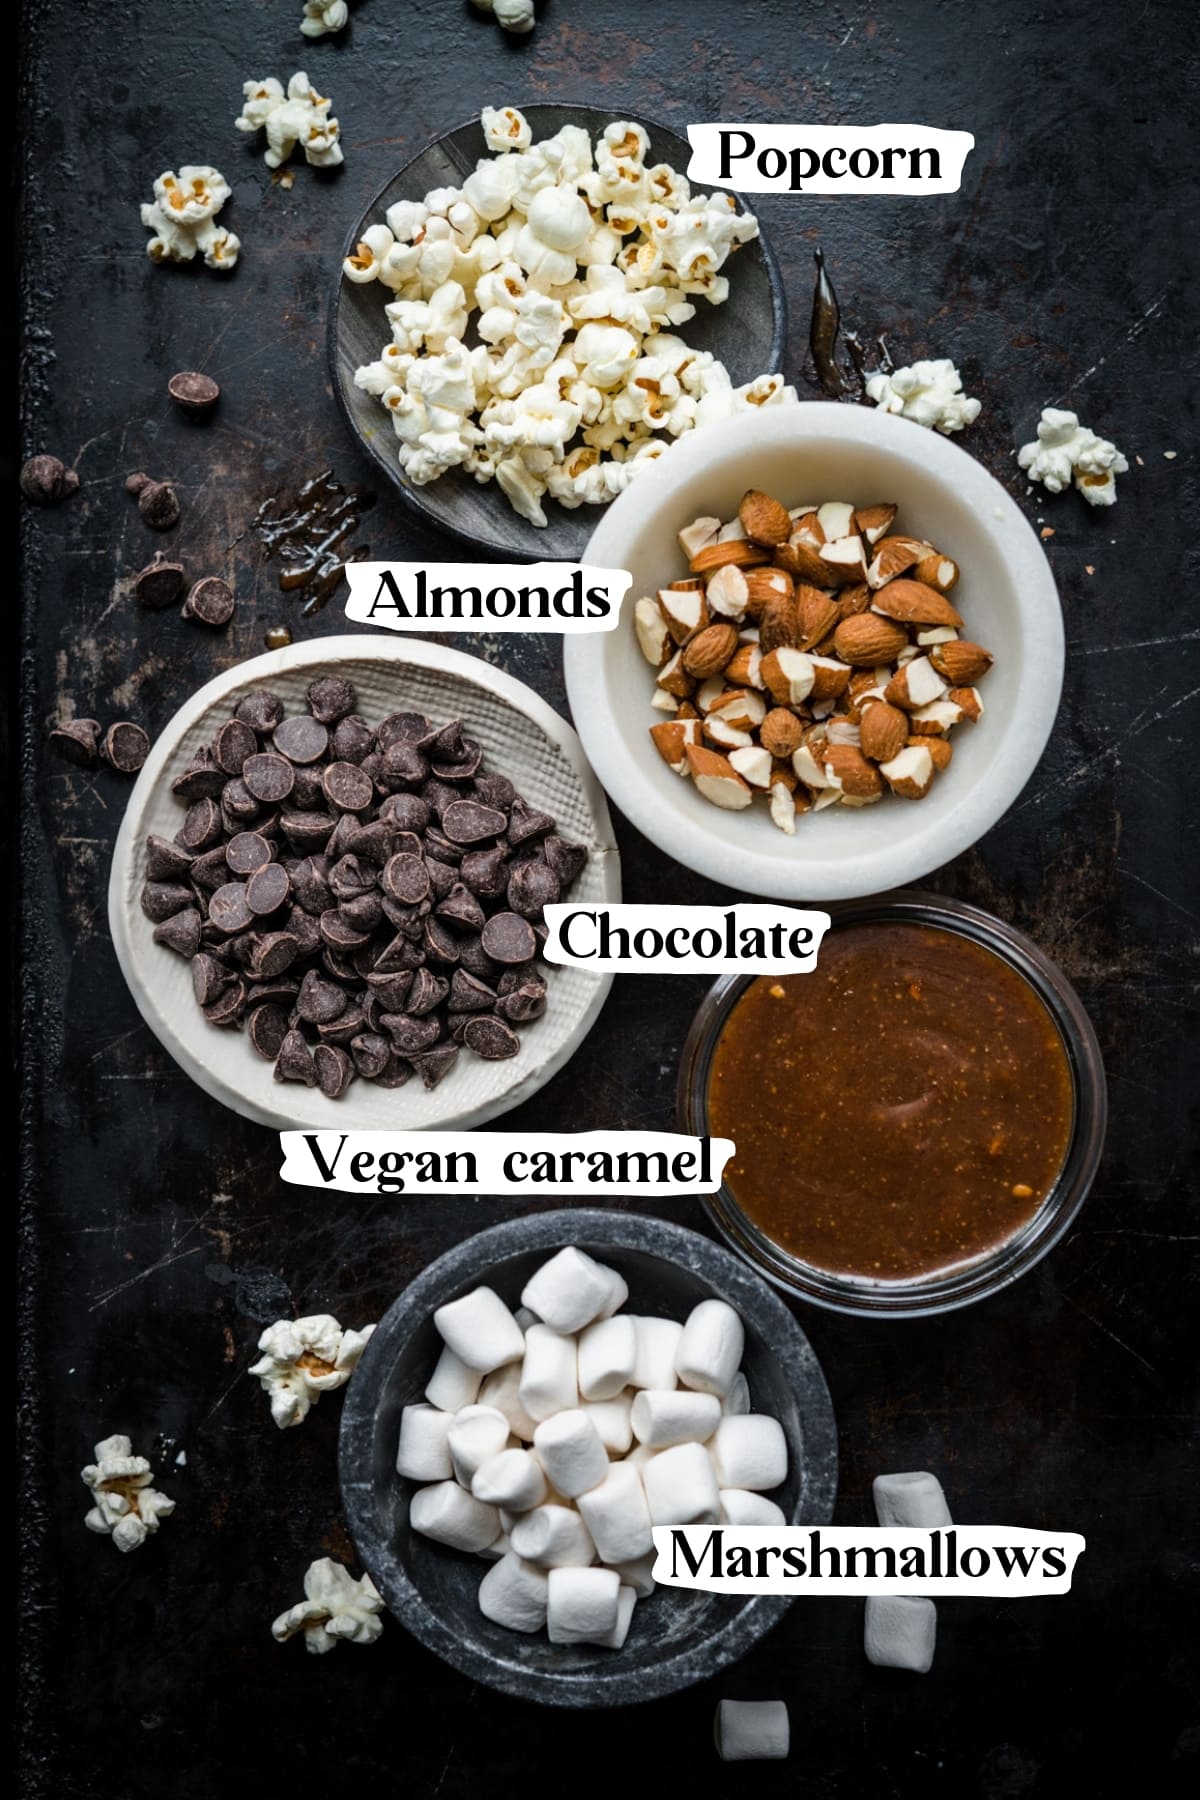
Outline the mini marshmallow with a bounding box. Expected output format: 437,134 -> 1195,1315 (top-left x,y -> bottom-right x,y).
509,1503 -> 595,1569
675,1299 -> 744,1398
472,1448 -> 548,1513
631,1388 -> 721,1449
520,1247 -> 625,1333
448,1406 -> 511,1486
410,1480 -> 501,1554
478,1361 -> 538,1441
396,1404 -> 454,1482
722,1371 -> 751,1415
709,1416 -> 787,1492
578,1315 -> 637,1401
595,1583 -> 637,1649
611,1552 -> 656,1598
546,1566 -> 621,1644
625,1441 -> 660,1473
714,1699 -> 790,1762
534,1410 -> 610,1499
478,1552 -> 549,1634
576,1461 -> 654,1564
630,1316 -> 683,1390
872,1471 -> 952,1529
479,1531 -> 512,1561
864,1596 -> 937,1672
642,1442 -> 721,1526
584,1391 -> 633,1455
720,1489 -> 786,1526
425,1345 -> 482,1412
518,1324 -> 578,1422
433,1285 -> 525,1373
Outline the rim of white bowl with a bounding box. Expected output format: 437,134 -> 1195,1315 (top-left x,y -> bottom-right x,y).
108,636 -> 620,1132
567,405 -> 1064,901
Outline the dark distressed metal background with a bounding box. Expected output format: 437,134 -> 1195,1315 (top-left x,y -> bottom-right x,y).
17,1 -> 1199,1794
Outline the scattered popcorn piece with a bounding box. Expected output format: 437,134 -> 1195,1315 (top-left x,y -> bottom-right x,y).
249,1313 -> 376,1428
272,1557 -> 384,1655
236,73 -> 344,171
866,359 -> 981,434
81,1434 -> 175,1553
300,0 -> 349,36
140,167 -> 240,271
1017,407 -> 1128,507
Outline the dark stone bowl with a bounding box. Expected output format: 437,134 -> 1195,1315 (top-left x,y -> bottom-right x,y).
339,1208 -> 837,1708
328,103 -> 788,562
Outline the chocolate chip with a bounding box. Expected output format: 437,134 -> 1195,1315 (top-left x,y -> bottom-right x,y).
424,857 -> 458,900
183,576 -> 235,627
442,799 -> 508,846
322,760 -> 374,813
365,970 -> 414,1011
102,721 -> 150,774
225,831 -> 272,876
307,675 -> 357,724
377,711 -> 429,747
203,980 -> 246,1027
251,932 -> 300,977
49,718 -> 101,768
236,691 -> 285,735
291,766 -> 327,809
248,1002 -> 290,1059
448,969 -> 497,1013
506,795 -> 556,847
172,748 -> 225,800
460,846 -> 509,898
314,1044 -> 355,1099
331,714 -> 375,763
423,828 -> 463,867
242,752 -> 295,804
544,835 -> 587,887
208,881 -> 254,934
280,810 -> 337,850
472,772 -> 516,811
463,1015 -> 521,1060
168,371 -> 220,415
480,911 -> 538,965
274,714 -> 329,764
380,1012 -> 441,1055
507,859 -> 560,919
407,967 -> 450,1016
134,478 -> 181,530
285,907 -> 323,957
423,918 -> 461,966
411,1044 -> 460,1089
498,980 -> 547,1023
373,1052 -> 413,1089
328,854 -> 376,901
274,1028 -> 317,1085
291,855 -> 334,915
458,935 -> 500,982
191,953 -> 231,1006
153,908 -> 202,956
434,881 -> 485,931
220,778 -> 260,823
145,834 -> 194,881
141,881 -> 193,922
133,554 -> 186,609
321,947 -> 362,988
351,1032 -> 391,1079
21,453 -> 79,505
320,909 -> 370,951
214,719 -> 258,776
378,793 -> 430,833
190,846 -> 230,891
382,741 -> 428,788
179,797 -> 223,851
297,968 -> 347,1025
343,819 -> 394,865
246,861 -> 291,916
381,852 -> 430,906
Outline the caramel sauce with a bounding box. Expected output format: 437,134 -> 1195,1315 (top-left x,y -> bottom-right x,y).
707,923 -> 1075,1281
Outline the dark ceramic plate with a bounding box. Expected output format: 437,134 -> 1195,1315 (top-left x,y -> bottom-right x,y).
339,1209 -> 837,1708
329,104 -> 788,561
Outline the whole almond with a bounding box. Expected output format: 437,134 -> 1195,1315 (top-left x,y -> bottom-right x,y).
758,593 -> 799,653
930,640 -> 993,684
870,578 -> 963,628
689,539 -> 773,575
682,621 -> 740,677
760,707 -> 805,758
834,582 -> 872,621
832,612 -> 909,666
859,699 -> 909,762
739,489 -> 793,545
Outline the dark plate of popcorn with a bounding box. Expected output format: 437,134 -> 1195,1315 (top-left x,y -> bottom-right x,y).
109,639 -> 620,1129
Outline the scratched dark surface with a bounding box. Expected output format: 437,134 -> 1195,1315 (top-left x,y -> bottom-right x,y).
16,0 -> 1200,1795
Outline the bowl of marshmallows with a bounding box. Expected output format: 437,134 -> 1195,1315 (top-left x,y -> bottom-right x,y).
339,1209 -> 837,1706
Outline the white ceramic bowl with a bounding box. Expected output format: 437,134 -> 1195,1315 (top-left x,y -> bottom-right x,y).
108,637 -> 620,1132
565,405 -> 1063,901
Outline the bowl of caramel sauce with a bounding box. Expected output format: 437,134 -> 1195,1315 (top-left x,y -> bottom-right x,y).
679,893 -> 1106,1316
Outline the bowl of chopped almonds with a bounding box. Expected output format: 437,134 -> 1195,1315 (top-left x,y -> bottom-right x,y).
565,403 -> 1064,901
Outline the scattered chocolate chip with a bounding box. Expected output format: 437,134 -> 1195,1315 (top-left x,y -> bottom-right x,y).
49,718 -> 101,769
225,831 -> 272,876
171,748 -> 225,801
307,675 -> 357,724
264,625 -> 293,651
377,711 -> 429,747
407,967 -> 450,1016
506,795 -> 556,846
248,1002 -> 290,1059
21,453 -> 79,506
246,861 -> 291,916
423,917 -> 461,965
458,935 -> 500,982
274,1028 -> 317,1085
474,772 -> 516,811
463,1015 -> 521,1059
274,714 -> 329,764
153,908 -> 202,957
480,911 -> 537,965
221,778 -> 261,824
129,476 -> 181,530
374,1052 -> 413,1088
183,576 -> 235,627
382,741 -> 428,787
168,371 -> 220,415
133,554 -> 186,609
191,846 -> 231,891
102,721 -> 150,774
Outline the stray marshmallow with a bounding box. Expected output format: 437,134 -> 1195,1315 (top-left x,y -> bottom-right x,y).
478,1552 -> 549,1633
472,1448 -> 548,1512
534,1410 -> 610,1499
722,1371 -> 751,1415
720,1489 -> 786,1526
714,1699 -> 790,1761
448,1406 -> 511,1486
425,1344 -> 482,1412
709,1416 -> 787,1492
872,1471 -> 952,1529
630,1316 -> 683,1390
577,1461 -> 654,1564
519,1324 -> 578,1422
521,1247 -> 626,1334
864,1595 -> 937,1672
434,1286 -> 525,1373
578,1315 -> 637,1400
546,1566 -> 620,1644
410,1480 -> 501,1554
642,1442 -> 721,1526
676,1299 -> 744,1398
510,1503 -> 595,1568
584,1391 -> 634,1455
631,1388 -> 721,1449
396,1404 -> 454,1482
478,1360 -> 539,1441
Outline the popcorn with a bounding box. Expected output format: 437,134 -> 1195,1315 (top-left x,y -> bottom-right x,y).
472,0 -> 538,34
141,167 -> 240,271
235,72 -> 344,171
81,1434 -> 175,1553
300,0 -> 349,36
345,107 -> 795,523
272,1558 -> 384,1655
865,358 -> 981,434
249,1314 -> 376,1428
1017,406 -> 1128,506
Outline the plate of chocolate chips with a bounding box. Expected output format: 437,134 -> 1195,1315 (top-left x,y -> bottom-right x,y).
107,637 -> 621,1131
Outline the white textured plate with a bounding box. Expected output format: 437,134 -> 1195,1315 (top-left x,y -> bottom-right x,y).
566,404 -> 1064,902
108,637 -> 620,1132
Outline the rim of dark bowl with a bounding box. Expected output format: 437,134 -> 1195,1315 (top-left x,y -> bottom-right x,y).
339,1207 -> 837,1707
327,102 -> 789,561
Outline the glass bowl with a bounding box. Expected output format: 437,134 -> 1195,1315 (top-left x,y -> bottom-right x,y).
677,890 -> 1107,1318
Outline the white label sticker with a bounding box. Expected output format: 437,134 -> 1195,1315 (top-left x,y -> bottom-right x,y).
687,122 -> 975,194
344,561 -> 631,632
542,903 -> 831,974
